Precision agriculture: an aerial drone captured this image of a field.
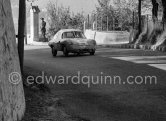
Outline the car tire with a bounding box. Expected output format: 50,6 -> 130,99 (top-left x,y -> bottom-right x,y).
52,47 -> 57,57
63,47 -> 69,57
90,49 -> 95,55
77,52 -> 80,56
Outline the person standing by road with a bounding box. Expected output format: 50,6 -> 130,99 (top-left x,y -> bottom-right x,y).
40,18 -> 46,39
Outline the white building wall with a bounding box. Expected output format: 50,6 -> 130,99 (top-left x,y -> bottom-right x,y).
29,6 -> 40,44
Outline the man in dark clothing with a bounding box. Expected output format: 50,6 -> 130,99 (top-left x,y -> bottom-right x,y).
40,18 -> 46,38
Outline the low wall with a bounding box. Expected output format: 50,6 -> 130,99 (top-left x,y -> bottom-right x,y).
85,29 -> 130,45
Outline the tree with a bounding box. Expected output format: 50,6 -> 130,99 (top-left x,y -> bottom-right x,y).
95,0 -> 137,31
151,0 -> 159,23
46,2 -> 85,37
161,0 -> 166,28
69,13 -> 85,30
0,0 -> 25,120
138,0 -> 142,34
96,0 -> 116,30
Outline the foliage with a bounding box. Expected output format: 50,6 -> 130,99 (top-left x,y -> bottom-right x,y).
95,0 -> 114,30
95,0 -> 138,31
46,2 -> 85,37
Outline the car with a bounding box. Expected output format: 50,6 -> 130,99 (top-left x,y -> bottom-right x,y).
48,29 -> 96,57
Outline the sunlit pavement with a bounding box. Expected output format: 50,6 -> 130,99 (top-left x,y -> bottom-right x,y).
97,48 -> 166,71
24,45 -> 166,121
24,45 -> 49,50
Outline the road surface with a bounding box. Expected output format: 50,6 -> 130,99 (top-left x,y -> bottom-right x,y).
24,45 -> 166,121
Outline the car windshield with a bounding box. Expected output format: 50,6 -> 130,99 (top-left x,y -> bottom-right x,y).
62,31 -> 86,39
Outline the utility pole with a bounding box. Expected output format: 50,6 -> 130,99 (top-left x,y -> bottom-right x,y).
18,0 -> 38,73
18,0 -> 26,74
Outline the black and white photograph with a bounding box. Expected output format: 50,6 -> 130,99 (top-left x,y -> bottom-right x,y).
0,0 -> 166,121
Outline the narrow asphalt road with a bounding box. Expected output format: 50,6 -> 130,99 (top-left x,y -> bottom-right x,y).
24,45 -> 166,121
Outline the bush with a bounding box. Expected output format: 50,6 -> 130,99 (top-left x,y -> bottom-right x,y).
46,2 -> 85,37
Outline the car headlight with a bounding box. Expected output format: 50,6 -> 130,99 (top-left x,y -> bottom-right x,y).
92,40 -> 96,45
88,40 -> 96,45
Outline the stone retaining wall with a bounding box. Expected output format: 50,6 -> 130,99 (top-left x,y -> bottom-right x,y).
85,29 -> 130,45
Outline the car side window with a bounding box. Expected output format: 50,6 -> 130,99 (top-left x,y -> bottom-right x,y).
62,32 -> 74,38
67,32 -> 74,38
62,33 -> 67,39
74,31 -> 85,38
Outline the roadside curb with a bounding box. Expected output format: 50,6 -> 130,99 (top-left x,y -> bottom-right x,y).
97,44 -> 166,52
27,42 -> 48,46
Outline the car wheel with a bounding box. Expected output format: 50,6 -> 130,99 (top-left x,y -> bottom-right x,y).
77,52 -> 80,56
63,47 -> 69,57
90,49 -> 95,55
52,47 -> 57,57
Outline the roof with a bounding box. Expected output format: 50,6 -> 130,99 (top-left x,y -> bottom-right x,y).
31,6 -> 40,13
59,29 -> 82,33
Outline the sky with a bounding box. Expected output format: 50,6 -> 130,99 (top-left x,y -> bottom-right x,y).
11,0 -> 98,33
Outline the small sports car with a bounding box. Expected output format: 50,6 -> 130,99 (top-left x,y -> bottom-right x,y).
48,29 -> 96,57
